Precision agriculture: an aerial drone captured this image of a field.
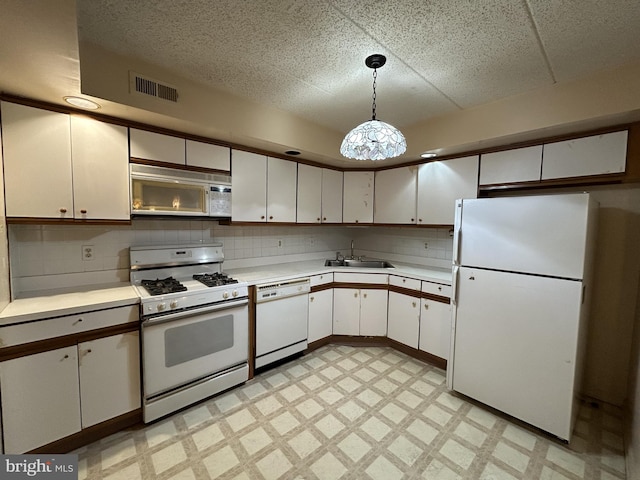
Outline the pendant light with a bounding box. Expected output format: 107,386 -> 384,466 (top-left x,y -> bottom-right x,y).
340,54 -> 406,161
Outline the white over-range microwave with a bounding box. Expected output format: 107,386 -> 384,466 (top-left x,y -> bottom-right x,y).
130,163 -> 231,217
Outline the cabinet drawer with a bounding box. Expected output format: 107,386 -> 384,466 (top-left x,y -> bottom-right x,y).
422,282 -> 451,298
334,273 -> 388,285
310,273 -> 333,287
389,275 -> 421,291
0,305 -> 139,348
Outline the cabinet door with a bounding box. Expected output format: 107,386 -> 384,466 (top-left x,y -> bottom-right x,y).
541,131 -> 627,180
129,128 -> 185,165
333,288 -> 360,335
79,332 -> 141,428
232,150 -> 267,221
322,169 -> 343,223
1,102 -> 73,218
419,299 -> 452,360
71,116 -> 130,220
308,289 -> 333,343
359,289 -> 388,336
417,156 -> 479,225
267,157 -> 297,222
374,167 -> 417,224
186,140 -> 230,171
297,163 -> 322,223
480,145 -> 542,185
343,171 -> 374,223
0,346 -> 81,453
387,291 -> 420,349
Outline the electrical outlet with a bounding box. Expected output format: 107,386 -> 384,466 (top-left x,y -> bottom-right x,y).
424,242 -> 429,249
82,245 -> 94,261
277,239 -> 283,248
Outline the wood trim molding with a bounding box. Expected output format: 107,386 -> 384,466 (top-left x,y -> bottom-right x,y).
0,323 -> 139,362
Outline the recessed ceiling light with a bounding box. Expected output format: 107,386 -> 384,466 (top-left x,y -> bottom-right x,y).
64,96 -> 101,110
421,152 -> 437,159
285,150 -> 301,156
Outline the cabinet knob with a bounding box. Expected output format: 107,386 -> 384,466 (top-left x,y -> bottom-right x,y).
355,219 -> 359,223
438,286 -> 442,291
80,209 -> 87,214
424,304 -> 429,310
261,215 -> 265,219
317,218 -> 321,222
323,217 -> 327,221
59,208 -> 67,213
310,296 -> 314,302
87,349 -> 92,353
269,215 -> 273,220
402,279 -> 406,283
63,354 -> 69,359
363,293 -> 367,298
418,219 -> 423,223
73,318 -> 83,325
412,301 -> 416,308
411,218 -> 415,222
354,292 -> 358,298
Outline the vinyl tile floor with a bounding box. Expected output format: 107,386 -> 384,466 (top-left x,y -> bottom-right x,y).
74,345 -> 627,479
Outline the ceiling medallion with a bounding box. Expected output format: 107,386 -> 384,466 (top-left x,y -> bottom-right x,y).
340,54 -> 406,161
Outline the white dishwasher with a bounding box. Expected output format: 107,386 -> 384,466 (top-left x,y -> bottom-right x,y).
255,278 -> 310,368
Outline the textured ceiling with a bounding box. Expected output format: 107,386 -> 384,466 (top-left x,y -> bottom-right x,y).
76,0 -> 640,135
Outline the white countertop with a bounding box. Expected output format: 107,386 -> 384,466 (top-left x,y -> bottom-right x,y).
0,260 -> 451,327
225,259 -> 452,286
0,284 -> 140,326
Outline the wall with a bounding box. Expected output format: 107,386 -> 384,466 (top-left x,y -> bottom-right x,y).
7,221 -> 451,296
0,128 -> 9,311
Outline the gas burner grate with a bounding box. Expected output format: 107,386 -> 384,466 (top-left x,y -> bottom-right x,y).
193,273 -> 239,287
141,277 -> 187,296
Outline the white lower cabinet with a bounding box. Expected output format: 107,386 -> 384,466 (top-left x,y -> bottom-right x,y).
419,299 -> 452,360
333,288 -> 387,336
308,289 -> 333,343
79,332 -> 141,428
387,291 -> 420,349
0,346 -> 81,454
0,331 -> 140,454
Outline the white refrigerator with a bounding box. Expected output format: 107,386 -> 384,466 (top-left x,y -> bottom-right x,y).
447,193 -> 598,442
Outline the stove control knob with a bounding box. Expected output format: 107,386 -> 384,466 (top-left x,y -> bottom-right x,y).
170,300 -> 179,309
223,291 -> 230,299
157,303 -> 166,312
232,290 -> 238,297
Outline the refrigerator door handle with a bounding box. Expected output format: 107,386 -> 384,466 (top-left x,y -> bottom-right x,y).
452,200 -> 463,265
452,266 -> 460,305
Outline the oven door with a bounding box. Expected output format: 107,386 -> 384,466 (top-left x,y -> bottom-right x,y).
141,299 -> 248,399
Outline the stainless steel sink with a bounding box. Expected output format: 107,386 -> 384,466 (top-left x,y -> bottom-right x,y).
324,259 -> 394,268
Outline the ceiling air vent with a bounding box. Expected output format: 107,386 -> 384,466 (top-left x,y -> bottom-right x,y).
130,72 -> 178,102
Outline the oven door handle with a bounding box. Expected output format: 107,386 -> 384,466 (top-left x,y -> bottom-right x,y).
142,298 -> 248,327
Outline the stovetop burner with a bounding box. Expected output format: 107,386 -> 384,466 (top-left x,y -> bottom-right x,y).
141,277 -> 188,296
193,273 -> 239,287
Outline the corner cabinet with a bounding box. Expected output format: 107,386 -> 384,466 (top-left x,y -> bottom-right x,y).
374,166 -> 417,224
1,102 -> 130,220
417,156 -> 479,225
343,171 -> 374,223
321,169 -> 343,223
297,166 -> 344,224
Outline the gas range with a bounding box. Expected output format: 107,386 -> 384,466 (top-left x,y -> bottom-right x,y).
130,243 -> 248,317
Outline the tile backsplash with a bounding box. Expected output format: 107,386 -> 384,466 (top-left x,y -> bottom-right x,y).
8,220 -> 452,296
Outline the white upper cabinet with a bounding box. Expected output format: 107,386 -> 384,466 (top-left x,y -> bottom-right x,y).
186,140 -> 230,171
343,171 -> 374,223
297,163 -> 322,223
70,116 -> 130,220
1,102 -> 129,220
321,168 -> 343,223
129,128 -> 185,165
374,166 -> 417,224
480,145 -> 543,185
232,150 -> 267,221
232,152 -> 296,222
267,157 -> 297,222
417,156 -> 479,225
2,102 -> 73,218
541,131 -> 628,180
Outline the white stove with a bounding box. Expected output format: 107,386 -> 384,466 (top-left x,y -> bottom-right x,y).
130,244 -> 249,317
129,243 -> 249,423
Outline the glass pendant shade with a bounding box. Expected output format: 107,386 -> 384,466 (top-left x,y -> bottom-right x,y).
340,119 -> 407,161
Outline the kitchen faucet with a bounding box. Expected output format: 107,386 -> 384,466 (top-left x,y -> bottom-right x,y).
350,239 -> 354,259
